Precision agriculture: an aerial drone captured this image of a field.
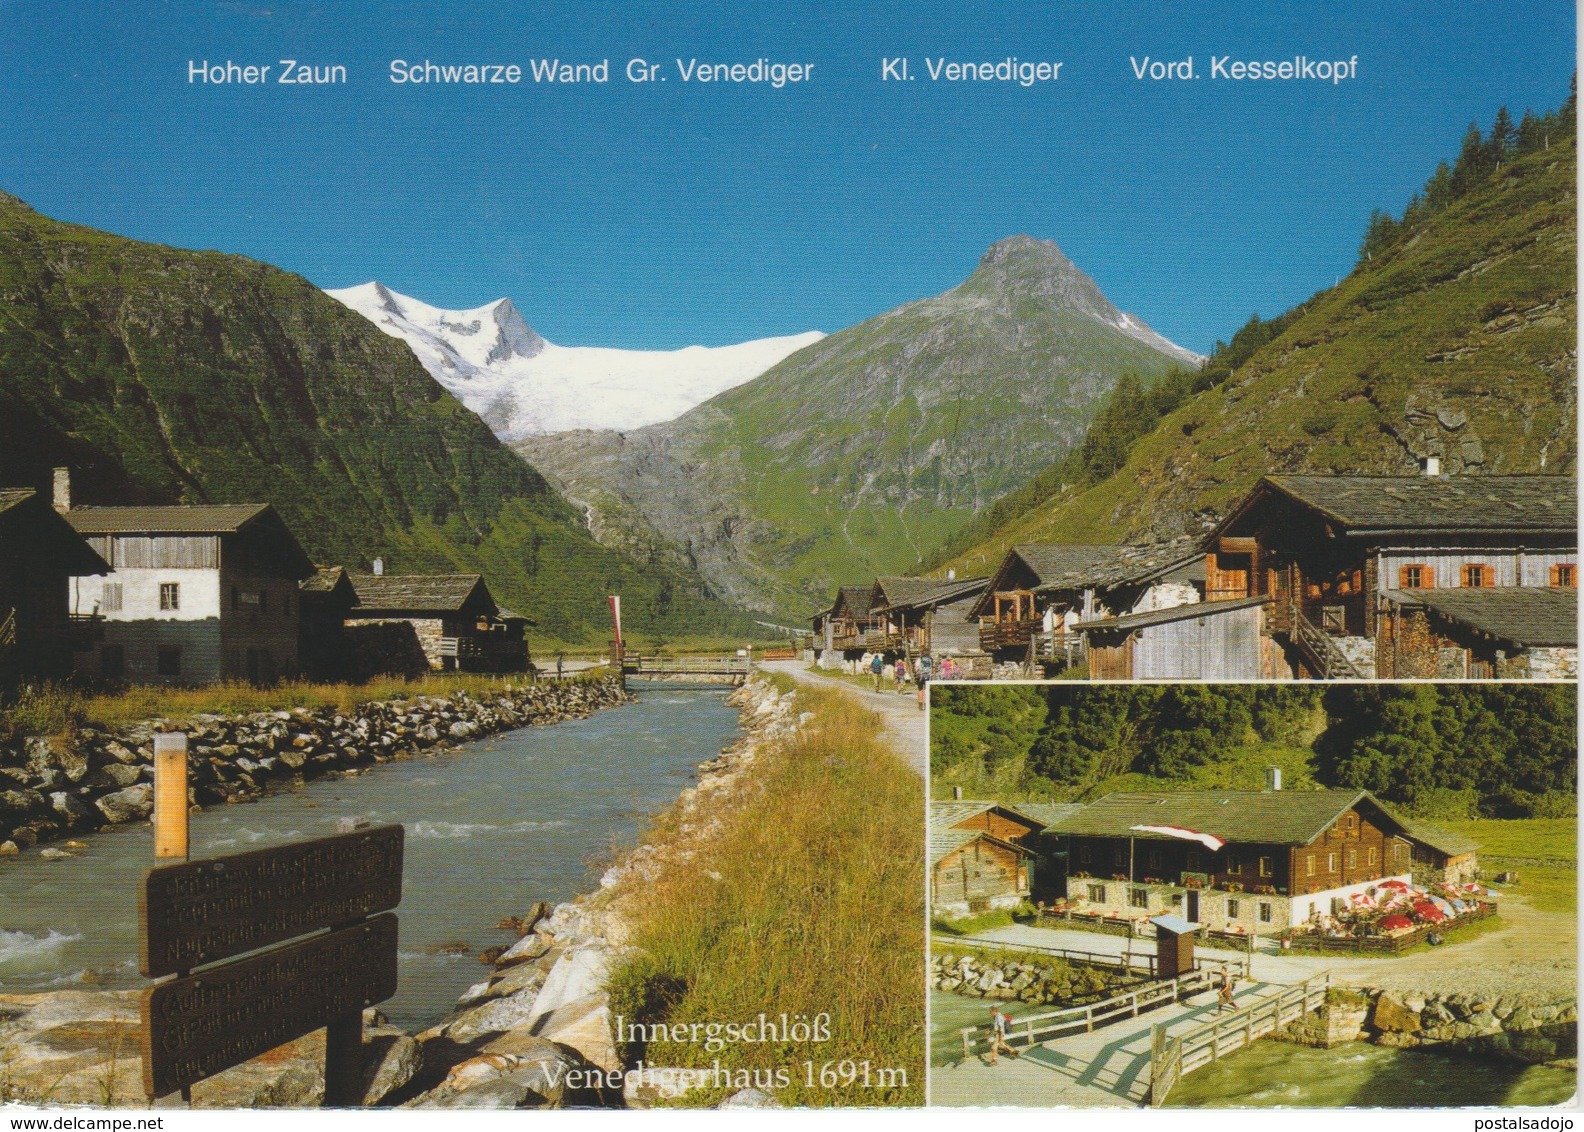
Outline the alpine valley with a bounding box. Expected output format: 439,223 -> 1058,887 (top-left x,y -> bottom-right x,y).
514,237 -> 1201,618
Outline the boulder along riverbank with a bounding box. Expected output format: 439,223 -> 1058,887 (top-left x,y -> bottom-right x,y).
0,677 -> 799,1108
0,677 -> 631,854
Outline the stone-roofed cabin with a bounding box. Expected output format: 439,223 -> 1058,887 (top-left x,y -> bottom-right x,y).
347,573 -> 530,673
869,575 -> 988,657
0,488 -> 109,685
1203,474 -> 1577,680
812,584 -> 886,668
929,799 -> 1037,920
969,539 -> 1208,672
66,501 -> 313,685
1046,786 -> 1473,936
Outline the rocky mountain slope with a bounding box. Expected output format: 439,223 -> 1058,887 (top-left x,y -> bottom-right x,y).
0,193 -> 755,642
328,282 -> 824,438
517,236 -> 1198,617
940,137 -> 1578,577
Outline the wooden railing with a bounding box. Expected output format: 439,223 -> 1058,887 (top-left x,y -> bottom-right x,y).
1149,971 -> 1331,1106
958,968 -> 1218,1061
979,617 -> 1040,651
1289,605 -> 1367,680
625,655 -> 753,676
936,933 -> 1176,979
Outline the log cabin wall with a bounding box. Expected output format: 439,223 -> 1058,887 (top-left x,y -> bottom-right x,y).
936,839 -> 1027,910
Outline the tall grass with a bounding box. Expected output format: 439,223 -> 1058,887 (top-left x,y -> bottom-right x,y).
605,682 -> 924,1106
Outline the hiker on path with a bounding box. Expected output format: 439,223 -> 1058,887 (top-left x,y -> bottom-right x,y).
987,1006 -> 1019,1064
870,653 -> 885,692
915,652 -> 932,711
1217,965 -> 1236,1014
894,657 -> 909,693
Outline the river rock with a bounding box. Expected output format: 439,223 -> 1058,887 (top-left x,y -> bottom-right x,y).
49,791 -> 95,828
94,784 -> 153,824
1371,993 -> 1422,1034
357,1027 -> 423,1106
720,1087 -> 782,1108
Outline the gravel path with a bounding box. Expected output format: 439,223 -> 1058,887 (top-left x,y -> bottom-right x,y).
758,659 -> 926,776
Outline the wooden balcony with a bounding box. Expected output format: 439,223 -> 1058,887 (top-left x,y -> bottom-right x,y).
979,617 -> 1041,652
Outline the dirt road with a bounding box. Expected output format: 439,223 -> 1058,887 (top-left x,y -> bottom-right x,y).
758,659 -> 927,776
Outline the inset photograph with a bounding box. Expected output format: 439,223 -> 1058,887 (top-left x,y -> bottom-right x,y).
928,682 -> 1577,1108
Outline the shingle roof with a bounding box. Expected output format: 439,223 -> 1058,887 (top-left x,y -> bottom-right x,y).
1010,544 -> 1120,587
64,503 -> 273,534
0,490 -> 34,516
300,565 -> 349,594
873,576 -> 987,613
929,826 -> 979,866
1260,475 -> 1576,535
1016,802 -> 1087,831
928,827 -> 1032,868
1380,587 -> 1577,648
1047,788 -> 1408,847
0,490 -> 110,576
1072,595 -> 1269,635
832,585 -> 876,617
1397,818 -> 1480,859
1032,538 -> 1205,592
349,573 -> 493,614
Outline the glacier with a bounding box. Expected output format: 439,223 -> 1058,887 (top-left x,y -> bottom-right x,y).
327,281 -> 825,438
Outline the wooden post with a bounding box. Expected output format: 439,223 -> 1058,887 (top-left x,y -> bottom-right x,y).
323,1011 -> 364,1106
152,733 -> 188,860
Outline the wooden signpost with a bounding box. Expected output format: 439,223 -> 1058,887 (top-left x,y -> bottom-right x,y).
137,785 -> 404,1105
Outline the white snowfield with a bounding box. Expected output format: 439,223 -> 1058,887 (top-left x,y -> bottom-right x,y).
327,282 -> 825,438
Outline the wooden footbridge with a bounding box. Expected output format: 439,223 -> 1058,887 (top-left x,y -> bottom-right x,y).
935,951 -> 1330,1108
620,654 -> 753,682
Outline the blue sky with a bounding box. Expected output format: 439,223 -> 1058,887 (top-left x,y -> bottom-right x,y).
0,1 -> 1573,354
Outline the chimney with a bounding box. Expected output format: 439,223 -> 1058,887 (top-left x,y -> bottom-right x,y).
372,557 -> 384,577
1265,766 -> 1282,792
51,467 -> 71,513
1423,455 -> 1441,476
953,786 -> 963,800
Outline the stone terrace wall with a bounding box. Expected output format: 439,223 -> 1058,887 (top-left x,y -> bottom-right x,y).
0,678 -> 631,853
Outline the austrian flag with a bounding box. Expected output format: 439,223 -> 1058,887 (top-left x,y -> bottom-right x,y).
1127,824 -> 1226,852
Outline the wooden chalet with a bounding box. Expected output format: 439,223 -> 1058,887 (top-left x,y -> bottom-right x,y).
1046,784 -> 1467,936
812,584 -> 886,662
1397,819 -> 1481,886
869,575 -> 987,656
66,501 -> 314,685
0,487 -> 109,685
969,545 -> 1117,657
929,800 -> 1036,919
1075,596 -> 1273,680
347,573 -> 531,673
969,539 -> 1207,670
929,799 -> 1086,912
1203,474 -> 1576,680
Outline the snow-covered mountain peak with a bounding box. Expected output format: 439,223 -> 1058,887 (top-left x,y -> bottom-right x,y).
326,282 -> 823,438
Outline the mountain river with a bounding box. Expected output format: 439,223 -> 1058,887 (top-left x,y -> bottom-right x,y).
0,684 -> 742,1031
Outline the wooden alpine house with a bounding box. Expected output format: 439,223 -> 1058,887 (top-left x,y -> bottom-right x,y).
1203,473 -> 1576,679
347,573 -> 531,673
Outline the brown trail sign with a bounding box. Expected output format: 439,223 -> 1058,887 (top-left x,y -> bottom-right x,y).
138,823 -> 404,1103
139,824 -> 404,977
142,914 -> 399,1099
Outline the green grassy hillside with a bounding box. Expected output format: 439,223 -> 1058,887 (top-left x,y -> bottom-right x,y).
0,193 -> 756,643
518,236 -> 1193,619
940,136 -> 1577,576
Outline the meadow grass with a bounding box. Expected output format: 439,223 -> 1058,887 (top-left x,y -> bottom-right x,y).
1442,817 -> 1577,917
604,681 -> 924,1106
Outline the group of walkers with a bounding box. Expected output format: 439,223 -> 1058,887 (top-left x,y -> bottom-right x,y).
868,651 -> 951,709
